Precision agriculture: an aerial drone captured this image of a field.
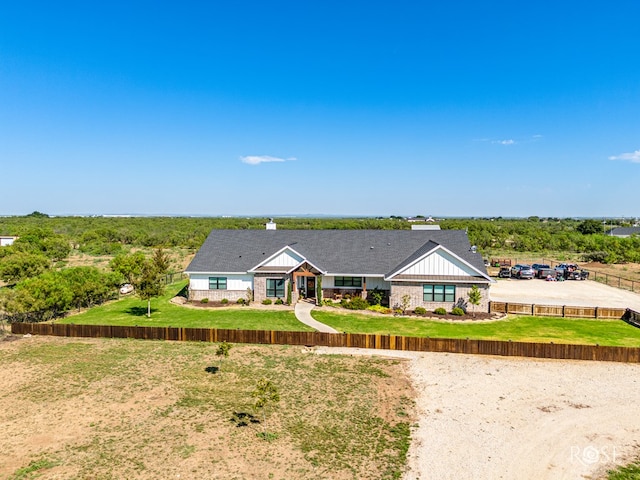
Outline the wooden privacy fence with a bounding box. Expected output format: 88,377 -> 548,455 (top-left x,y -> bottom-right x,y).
11,322 -> 640,363
489,302 -> 626,319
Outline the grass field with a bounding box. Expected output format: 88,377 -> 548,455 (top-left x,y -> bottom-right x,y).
58,281 -> 314,332
311,309 -> 640,347
0,336 -> 414,480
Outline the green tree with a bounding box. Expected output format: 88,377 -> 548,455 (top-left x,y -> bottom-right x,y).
400,294 -> 411,315
135,262 -> 165,318
577,219 -> 603,235
109,252 -> 147,284
0,252 -> 50,284
467,285 -> 482,318
215,341 -> 232,371
252,378 -> 280,439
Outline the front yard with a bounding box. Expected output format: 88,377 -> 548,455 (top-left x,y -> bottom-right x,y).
57,281 -> 313,332
311,309 -> 640,347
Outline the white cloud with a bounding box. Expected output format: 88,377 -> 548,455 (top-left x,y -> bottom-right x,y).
240,155 -> 297,165
492,139 -> 515,145
608,150 -> 640,163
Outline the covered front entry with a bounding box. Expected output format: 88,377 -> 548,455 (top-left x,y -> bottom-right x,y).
292,262 -> 321,302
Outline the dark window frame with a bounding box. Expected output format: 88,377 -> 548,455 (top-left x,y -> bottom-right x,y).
209,277 -> 227,290
266,278 -> 285,298
335,276 -> 362,287
423,284 -> 455,302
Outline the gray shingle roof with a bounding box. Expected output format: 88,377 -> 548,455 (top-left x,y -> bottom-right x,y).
185,229 -> 489,278
610,227 -> 640,237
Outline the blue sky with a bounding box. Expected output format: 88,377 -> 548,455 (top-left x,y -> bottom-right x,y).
1,1 -> 639,217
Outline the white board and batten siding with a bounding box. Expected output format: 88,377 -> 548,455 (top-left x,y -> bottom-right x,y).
189,273 -> 253,291
262,249 -> 304,268
400,249 -> 477,277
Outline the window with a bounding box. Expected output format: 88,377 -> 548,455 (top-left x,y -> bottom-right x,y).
209,277 -> 227,290
334,276 -> 362,287
266,278 -> 285,297
423,284 -> 455,302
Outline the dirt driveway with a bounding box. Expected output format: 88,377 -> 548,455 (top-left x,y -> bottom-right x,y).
316,347 -> 640,480
490,278 -> 640,311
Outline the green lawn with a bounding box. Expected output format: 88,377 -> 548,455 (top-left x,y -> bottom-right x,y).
55,281 -> 640,346
58,281 -> 314,332
311,309 -> 640,347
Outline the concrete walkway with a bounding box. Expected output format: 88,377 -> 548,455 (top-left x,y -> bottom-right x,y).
294,301 -> 339,333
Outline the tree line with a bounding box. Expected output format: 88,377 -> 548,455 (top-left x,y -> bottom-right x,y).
1,214 -> 638,263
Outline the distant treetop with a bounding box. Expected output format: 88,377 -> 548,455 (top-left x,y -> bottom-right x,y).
25,211 -> 49,218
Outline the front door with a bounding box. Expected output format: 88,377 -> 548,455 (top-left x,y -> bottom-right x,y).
306,277 -> 316,299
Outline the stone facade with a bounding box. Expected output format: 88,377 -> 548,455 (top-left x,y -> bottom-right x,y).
389,282 -> 490,312
189,289 -> 246,303
253,273 -> 292,303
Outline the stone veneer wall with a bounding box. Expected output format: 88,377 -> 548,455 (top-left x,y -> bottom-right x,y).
253,273 -> 292,303
389,282 -> 490,312
189,289 -> 246,302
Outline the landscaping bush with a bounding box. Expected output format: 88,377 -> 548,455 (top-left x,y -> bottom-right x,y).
414,306 -> 427,315
237,298 -> 245,305
262,299 -> 272,305
451,307 -> 465,316
367,305 -> 392,314
341,297 -> 370,310
275,298 -> 284,305
221,298 -> 229,304
434,307 -> 447,315
200,298 -> 209,304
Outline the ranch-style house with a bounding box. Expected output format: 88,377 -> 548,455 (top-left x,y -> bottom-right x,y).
185,225 -> 493,311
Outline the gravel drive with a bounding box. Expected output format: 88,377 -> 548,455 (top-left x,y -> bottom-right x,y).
489,278 -> 640,311
314,347 -> 640,480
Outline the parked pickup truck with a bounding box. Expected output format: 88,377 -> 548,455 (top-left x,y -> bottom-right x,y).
531,264 -> 557,279
554,263 -> 589,280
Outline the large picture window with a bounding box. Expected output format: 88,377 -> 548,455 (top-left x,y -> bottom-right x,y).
423,284 -> 455,302
209,277 -> 227,290
334,276 -> 362,287
266,278 -> 285,298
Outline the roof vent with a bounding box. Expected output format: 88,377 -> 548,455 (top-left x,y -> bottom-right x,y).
266,219 -> 276,230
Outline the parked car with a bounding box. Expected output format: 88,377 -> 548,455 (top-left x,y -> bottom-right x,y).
498,267 -> 512,278
120,283 -> 134,295
555,263 -> 589,280
531,263 -> 557,279
511,264 -> 535,279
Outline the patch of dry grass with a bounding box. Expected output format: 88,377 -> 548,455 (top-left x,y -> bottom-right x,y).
0,336 -> 414,480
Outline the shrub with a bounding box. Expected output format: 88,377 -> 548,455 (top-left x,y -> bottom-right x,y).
221,298 -> 229,304
262,299 -> 272,305
341,297 -> 370,310
322,299 -> 335,307
237,298 -> 245,305
434,307 -> 447,315
275,298 -> 284,305
367,304 -> 392,314
414,306 -> 427,315
200,298 -> 209,304
451,307 -> 465,316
